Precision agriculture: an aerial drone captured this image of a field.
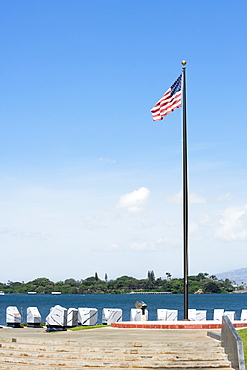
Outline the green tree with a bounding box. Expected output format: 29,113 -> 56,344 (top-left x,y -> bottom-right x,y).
161,279 -> 171,292
64,278 -> 77,287
30,277 -> 54,293
209,275 -> 218,281
220,278 -> 234,292
114,276 -> 138,292
166,272 -> 172,281
203,281 -> 221,293
170,279 -> 183,294
147,270 -> 155,282
78,284 -> 87,294
196,272 -> 209,281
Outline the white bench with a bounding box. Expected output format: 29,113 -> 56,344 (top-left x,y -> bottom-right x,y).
188,309 -> 196,321
67,308 -> 78,327
27,307 -> 41,326
157,309 -> 178,321
46,305 -> 67,327
78,307 -> 98,326
157,309 -> 167,321
224,311 -> 236,321
102,308 -> 122,324
213,309 -> 224,321
196,310 -> 207,321
6,306 -> 22,326
130,308 -> 148,321
188,309 -> 207,321
240,309 -> 247,321
166,309 -> 178,321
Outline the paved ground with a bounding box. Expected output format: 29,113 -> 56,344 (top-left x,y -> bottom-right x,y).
0,325 -> 221,343
0,326 -> 232,369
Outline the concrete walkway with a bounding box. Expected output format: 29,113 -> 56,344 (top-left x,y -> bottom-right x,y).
0,324 -> 220,342
0,326 -> 233,369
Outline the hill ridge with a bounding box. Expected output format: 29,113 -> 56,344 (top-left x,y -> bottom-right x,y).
216,267 -> 247,285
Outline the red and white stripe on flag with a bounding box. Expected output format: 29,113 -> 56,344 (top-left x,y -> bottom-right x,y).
150,75 -> 182,121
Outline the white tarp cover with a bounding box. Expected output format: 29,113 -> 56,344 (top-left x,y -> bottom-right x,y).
67,308 -> 78,327
46,305 -> 67,326
102,308 -> 122,324
6,306 -> 21,324
157,309 -> 178,321
27,307 -> 41,324
78,307 -> 98,326
130,308 -> 148,321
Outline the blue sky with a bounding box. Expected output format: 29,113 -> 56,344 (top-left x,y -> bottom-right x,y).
0,0 -> 247,282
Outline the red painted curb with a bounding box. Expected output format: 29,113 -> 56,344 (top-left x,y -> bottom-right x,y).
111,322 -> 247,329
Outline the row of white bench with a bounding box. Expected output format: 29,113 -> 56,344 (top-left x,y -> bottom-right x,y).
156,309 -> 247,322
5,306 -> 247,327
6,306 -> 122,326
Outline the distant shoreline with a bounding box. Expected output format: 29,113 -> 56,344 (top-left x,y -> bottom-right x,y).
128,291 -> 172,295
232,289 -> 247,294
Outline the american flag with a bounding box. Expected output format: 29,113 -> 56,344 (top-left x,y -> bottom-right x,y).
150,74 -> 182,121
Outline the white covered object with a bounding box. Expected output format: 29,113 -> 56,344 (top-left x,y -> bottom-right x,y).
67,308 -> 78,327
130,308 -> 148,321
213,309 -> 224,321
224,311 -> 236,321
166,309 -> 178,321
6,306 -> 21,324
27,307 -> 41,324
188,309 -> 197,321
46,305 -> 67,327
78,308 -> 98,326
240,309 -> 247,321
157,309 -> 178,321
102,308 -> 122,324
157,309 -> 167,321
196,310 -> 207,321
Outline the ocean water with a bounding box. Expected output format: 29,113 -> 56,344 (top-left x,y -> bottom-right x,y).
0,293 -> 247,325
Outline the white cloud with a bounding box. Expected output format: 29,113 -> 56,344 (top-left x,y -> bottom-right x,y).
99,157 -> 116,164
129,242 -> 148,251
0,227 -> 50,241
217,193 -> 232,202
215,205 -> 247,241
166,191 -> 182,204
189,222 -> 198,234
129,237 -> 180,252
190,193 -> 207,204
165,220 -> 180,227
154,237 -> 181,248
117,187 -> 150,214
197,214 -> 210,225
166,190 -> 206,204
102,243 -> 120,252
83,214 -> 106,230
189,214 -> 210,234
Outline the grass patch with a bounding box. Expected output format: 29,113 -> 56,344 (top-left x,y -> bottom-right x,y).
69,324 -> 109,331
238,328 -> 247,366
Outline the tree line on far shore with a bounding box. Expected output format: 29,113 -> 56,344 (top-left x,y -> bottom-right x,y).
0,271 -> 243,294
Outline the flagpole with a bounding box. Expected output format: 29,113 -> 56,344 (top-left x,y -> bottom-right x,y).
181,60 -> 189,320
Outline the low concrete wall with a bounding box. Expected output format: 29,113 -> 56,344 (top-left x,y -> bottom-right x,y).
221,315 -> 245,370
207,330 -> 221,341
